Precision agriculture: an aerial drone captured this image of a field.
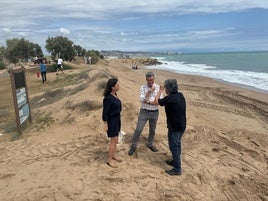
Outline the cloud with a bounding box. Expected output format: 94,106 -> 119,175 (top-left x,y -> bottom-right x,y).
1,1 -> 268,24
59,28 -> 70,35
0,1 -> 267,52
2,28 -> 11,33
17,32 -> 27,36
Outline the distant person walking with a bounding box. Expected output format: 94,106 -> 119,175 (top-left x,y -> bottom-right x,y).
154,79 -> 186,176
102,78 -> 123,168
39,60 -> 47,84
56,57 -> 63,74
128,71 -> 161,156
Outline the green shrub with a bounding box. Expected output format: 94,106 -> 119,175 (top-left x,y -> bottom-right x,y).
98,80 -> 107,90
66,100 -> 102,112
46,63 -> 73,72
0,61 -> 6,69
77,71 -> 89,80
68,83 -> 89,96
34,112 -> 55,131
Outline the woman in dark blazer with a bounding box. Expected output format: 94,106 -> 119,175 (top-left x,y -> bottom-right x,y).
102,78 -> 122,168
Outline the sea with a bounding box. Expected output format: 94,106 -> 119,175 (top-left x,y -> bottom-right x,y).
140,51 -> 268,93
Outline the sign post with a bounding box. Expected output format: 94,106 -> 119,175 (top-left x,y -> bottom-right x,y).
9,67 -> 32,134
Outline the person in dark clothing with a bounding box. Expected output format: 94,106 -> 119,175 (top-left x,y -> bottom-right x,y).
39,60 -> 47,84
102,78 -> 122,168
154,79 -> 186,176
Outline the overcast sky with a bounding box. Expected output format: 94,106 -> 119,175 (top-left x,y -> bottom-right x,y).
1,0 -> 268,53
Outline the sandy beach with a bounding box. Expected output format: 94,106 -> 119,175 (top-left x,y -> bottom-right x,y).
0,58 -> 267,201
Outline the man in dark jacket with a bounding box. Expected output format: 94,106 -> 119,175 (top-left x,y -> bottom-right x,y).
155,79 -> 186,176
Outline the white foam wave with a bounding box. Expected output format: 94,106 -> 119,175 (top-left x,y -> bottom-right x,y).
146,60 -> 268,92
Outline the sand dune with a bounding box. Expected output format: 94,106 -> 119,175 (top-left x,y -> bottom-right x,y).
0,59 -> 267,201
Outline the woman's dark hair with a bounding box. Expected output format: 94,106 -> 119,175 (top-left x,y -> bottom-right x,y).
103,78 -> 118,96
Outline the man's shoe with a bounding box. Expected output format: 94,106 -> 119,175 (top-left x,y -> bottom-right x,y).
166,159 -> 174,166
147,145 -> 158,152
128,146 -> 136,156
165,169 -> 181,176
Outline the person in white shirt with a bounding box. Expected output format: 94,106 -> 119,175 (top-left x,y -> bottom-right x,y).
56,57 -> 63,74
128,71 -> 162,156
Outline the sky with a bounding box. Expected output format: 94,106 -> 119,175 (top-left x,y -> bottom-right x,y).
1,0 -> 268,53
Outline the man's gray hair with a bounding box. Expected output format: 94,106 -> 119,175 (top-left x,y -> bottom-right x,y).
164,79 -> 178,93
145,71 -> 154,77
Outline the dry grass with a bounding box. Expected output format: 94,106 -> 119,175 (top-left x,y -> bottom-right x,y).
30,111 -> 55,131
65,100 -> 102,112
0,62 -> 109,141
0,59 -> 117,141
0,76 -> 16,135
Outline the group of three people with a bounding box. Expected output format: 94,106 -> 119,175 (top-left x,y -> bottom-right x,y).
102,71 -> 186,176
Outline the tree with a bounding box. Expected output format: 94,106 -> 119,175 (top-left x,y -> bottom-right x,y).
45,36 -> 75,61
0,46 -> 6,61
74,45 -> 86,56
32,44 -> 43,58
81,48 -> 87,57
86,50 -> 100,64
0,46 -> 7,69
5,38 -> 43,63
73,45 -> 87,57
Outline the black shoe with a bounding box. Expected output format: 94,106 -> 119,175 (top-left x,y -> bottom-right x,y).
165,169 -> 181,176
166,159 -> 174,166
128,146 -> 136,156
147,145 -> 158,152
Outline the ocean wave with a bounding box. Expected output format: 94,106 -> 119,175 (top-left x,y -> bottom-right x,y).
146,60 -> 268,92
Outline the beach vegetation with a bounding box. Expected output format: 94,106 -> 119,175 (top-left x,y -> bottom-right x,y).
85,49 -> 103,64
65,100 -> 102,112
0,46 -> 7,69
0,61 -> 6,69
45,36 -> 104,64
45,36 -> 76,61
63,113 -> 76,124
46,63 -> 73,72
73,44 -> 87,57
98,80 -> 107,90
76,70 -> 90,80
29,71 -> 91,109
78,100 -> 102,111
31,111 -> 55,131
5,38 -> 43,64
0,36 -> 104,69
68,83 -> 89,96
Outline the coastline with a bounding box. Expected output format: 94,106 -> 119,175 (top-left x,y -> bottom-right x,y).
143,51 -> 268,93
214,78 -> 268,95
142,65 -> 268,98
0,58 -> 267,201
145,65 -> 268,95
